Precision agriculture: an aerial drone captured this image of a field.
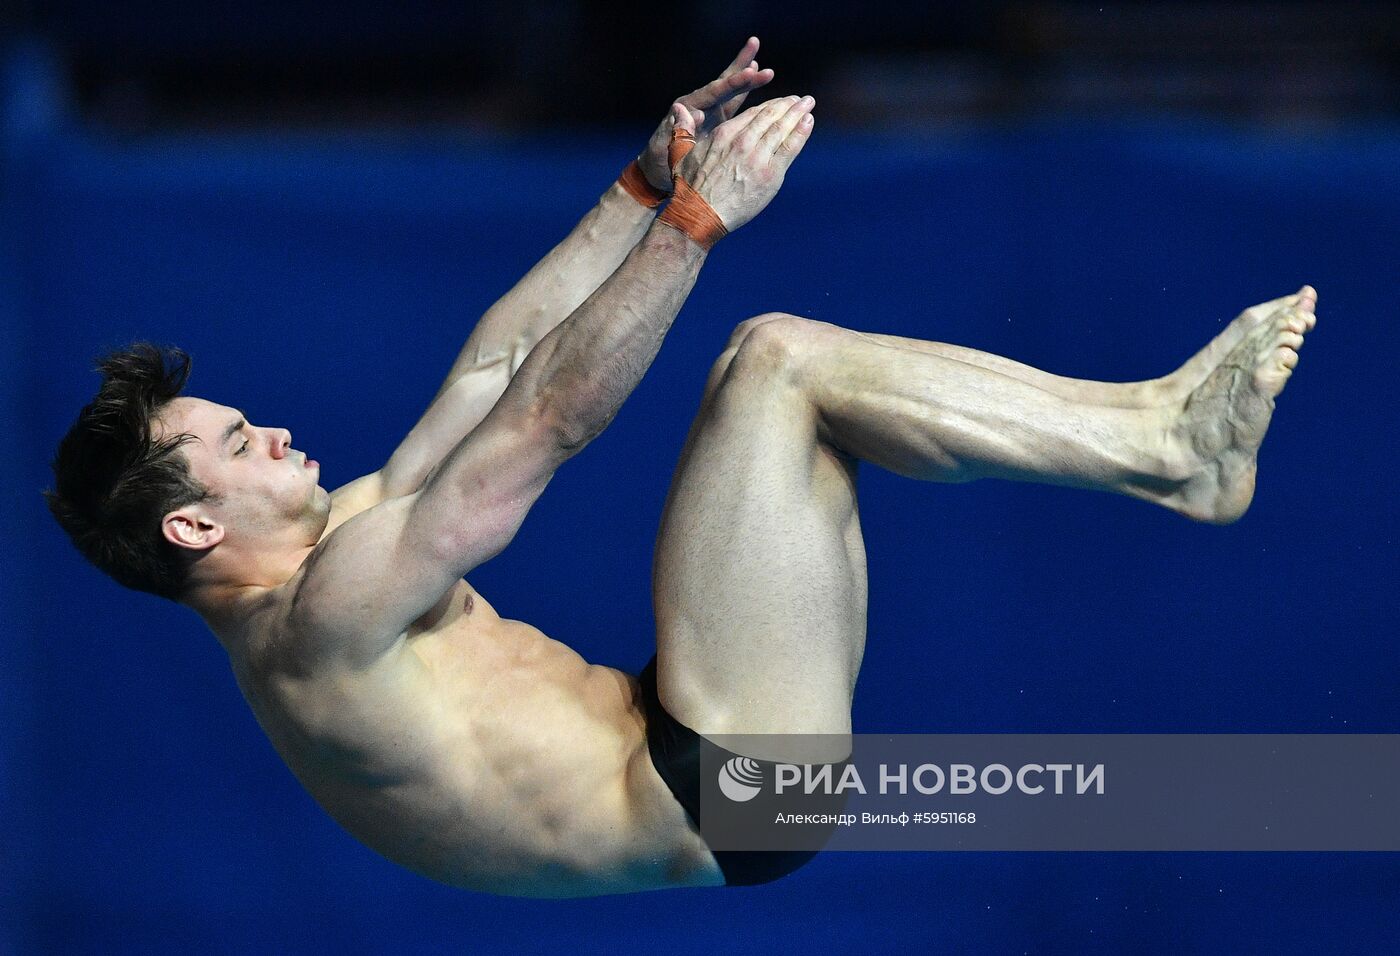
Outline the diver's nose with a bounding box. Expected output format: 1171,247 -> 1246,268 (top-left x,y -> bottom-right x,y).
273,429 -> 292,459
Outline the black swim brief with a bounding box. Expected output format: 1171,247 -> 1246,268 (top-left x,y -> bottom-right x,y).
638,656 -> 847,887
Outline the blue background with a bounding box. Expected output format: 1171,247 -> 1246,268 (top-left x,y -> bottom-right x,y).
5,43 -> 1399,954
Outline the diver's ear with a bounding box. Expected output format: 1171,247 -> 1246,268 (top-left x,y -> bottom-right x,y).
162,506 -> 225,552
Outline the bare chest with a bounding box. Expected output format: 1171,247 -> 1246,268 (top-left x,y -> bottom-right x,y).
233,583 -> 648,889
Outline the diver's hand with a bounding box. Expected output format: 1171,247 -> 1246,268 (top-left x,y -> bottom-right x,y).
636,37 -> 775,193
672,94 -> 815,233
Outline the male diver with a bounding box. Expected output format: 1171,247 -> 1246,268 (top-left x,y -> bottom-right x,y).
47,39 -> 1315,896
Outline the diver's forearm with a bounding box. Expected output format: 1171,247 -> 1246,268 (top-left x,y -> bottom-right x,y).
429,182 -> 657,404
510,223 -> 706,450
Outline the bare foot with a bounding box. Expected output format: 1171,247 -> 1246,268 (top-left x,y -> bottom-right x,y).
1145,285 -> 1317,406
1161,295 -> 1314,523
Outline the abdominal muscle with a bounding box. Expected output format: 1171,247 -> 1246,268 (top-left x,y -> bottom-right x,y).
234,579 -> 720,898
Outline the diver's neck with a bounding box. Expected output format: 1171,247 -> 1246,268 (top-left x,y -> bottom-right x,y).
184,543 -> 316,647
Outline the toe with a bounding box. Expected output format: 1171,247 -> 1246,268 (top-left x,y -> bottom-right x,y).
1296,286 -> 1318,320
1298,300 -> 1317,330
1245,294 -> 1298,323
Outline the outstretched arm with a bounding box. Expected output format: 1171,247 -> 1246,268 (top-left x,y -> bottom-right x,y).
295,98 -> 816,662
375,39 -> 775,500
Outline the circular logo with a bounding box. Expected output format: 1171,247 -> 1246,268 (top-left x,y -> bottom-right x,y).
717,756 -> 764,802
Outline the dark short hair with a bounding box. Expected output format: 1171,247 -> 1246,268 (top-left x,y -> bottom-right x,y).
44,343 -> 217,600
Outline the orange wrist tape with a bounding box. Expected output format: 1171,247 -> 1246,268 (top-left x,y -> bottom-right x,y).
659,178 -> 728,250
657,128 -> 727,250
617,160 -> 667,209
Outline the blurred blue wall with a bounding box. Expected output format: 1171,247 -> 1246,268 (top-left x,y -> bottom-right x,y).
5,44 -> 1399,954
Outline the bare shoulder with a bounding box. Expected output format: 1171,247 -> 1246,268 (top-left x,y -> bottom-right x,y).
281,491 -> 421,665
324,470 -> 390,536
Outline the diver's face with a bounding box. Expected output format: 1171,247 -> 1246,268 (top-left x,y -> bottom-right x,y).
157,396 -> 322,537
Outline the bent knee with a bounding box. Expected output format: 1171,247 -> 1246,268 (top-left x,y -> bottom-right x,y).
704,314 -> 838,402
702,314 -> 800,400
724,312 -> 799,351
729,314 -> 840,381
